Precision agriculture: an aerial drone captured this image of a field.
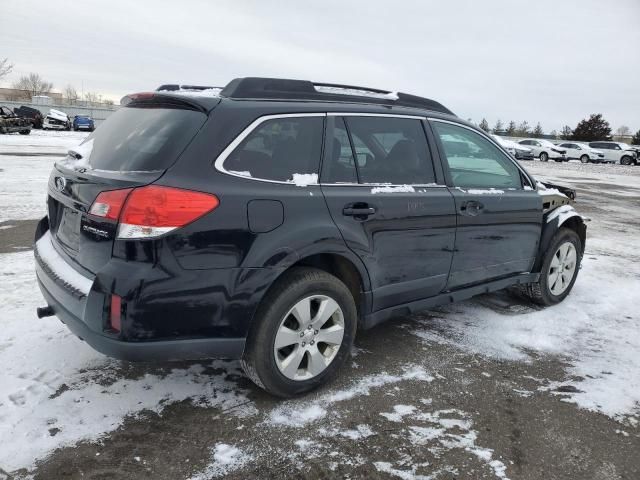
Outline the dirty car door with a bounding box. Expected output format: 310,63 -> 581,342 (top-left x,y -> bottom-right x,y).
320,115 -> 457,311
430,120 -> 542,290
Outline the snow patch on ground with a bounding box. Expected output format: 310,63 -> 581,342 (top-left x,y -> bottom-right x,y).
268,365 -> 433,427
410,252 -> 640,420
0,250 -> 256,472
375,406 -> 509,479
188,443 -> 252,479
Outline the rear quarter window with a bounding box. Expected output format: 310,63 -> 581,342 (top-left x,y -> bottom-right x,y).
222,116 -> 324,182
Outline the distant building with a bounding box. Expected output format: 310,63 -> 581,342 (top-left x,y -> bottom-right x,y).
0,88 -> 63,102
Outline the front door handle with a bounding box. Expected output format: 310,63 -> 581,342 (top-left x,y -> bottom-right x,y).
460,200 -> 484,216
343,204 -> 376,219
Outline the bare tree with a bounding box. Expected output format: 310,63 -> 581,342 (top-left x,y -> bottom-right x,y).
615,125 -> 631,137
0,58 -> 13,81
12,73 -> 54,97
549,129 -> 559,139
560,125 -> 573,140
516,121 -> 531,137
103,98 -> 115,106
492,119 -> 504,134
84,91 -> 103,106
64,85 -> 79,104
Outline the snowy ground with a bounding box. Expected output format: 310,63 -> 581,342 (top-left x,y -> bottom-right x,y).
0,134 -> 639,479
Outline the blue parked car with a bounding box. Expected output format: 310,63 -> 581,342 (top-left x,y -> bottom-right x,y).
73,115 -> 95,132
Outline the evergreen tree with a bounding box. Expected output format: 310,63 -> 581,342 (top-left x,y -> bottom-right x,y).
572,114 -> 612,141
479,118 -> 490,132
549,130 -> 558,139
631,129 -> 640,145
492,119 -> 504,134
505,121 -> 517,136
533,122 -> 544,138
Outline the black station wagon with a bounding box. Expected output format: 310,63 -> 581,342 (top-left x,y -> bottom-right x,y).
34,77 -> 586,397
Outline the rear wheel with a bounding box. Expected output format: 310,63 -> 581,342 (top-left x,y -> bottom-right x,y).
540,152 -> 549,162
19,129 -> 30,135
580,154 -> 589,163
241,267 -> 357,397
521,228 -> 581,306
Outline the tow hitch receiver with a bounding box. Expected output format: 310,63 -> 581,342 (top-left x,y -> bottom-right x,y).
36,306 -> 55,318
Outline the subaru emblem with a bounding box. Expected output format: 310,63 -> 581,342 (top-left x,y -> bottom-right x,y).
54,176 -> 67,192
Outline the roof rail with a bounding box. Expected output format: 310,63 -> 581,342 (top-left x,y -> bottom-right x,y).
156,84 -> 219,92
219,77 -> 454,115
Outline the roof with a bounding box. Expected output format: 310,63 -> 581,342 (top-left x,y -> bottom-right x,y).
145,77 -> 454,117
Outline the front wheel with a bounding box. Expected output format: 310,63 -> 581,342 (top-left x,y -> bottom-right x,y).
580,155 -> 589,163
621,155 -> 632,166
540,152 -> 549,162
241,267 -> 357,397
19,129 -> 30,135
522,228 -> 582,306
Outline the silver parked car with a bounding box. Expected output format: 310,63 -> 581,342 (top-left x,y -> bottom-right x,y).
557,142 -> 606,163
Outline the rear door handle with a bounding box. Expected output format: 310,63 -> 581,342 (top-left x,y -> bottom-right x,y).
343,204 -> 376,218
459,200 -> 484,216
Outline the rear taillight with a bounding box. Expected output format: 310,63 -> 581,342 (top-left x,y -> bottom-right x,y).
119,185 -> 218,239
89,185 -> 219,239
89,188 -> 133,220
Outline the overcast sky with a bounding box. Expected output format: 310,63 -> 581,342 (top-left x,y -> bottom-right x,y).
2,0 -> 639,132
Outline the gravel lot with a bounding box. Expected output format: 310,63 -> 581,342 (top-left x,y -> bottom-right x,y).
0,131 -> 638,479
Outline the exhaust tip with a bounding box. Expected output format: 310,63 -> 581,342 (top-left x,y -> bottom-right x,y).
36,306 -> 55,318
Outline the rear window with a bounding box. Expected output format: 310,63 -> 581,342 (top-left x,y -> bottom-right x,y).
78,106 -> 206,172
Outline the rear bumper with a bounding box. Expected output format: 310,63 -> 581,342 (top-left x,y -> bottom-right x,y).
34,219 -> 247,361
36,266 -> 245,361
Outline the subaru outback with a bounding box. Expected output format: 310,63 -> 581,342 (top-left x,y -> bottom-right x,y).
34,77 -> 586,397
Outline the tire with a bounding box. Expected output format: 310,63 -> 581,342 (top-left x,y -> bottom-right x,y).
521,228 -> 582,306
621,155 -> 632,166
19,129 -> 30,135
580,155 -> 589,164
539,152 -> 549,162
241,267 -> 357,397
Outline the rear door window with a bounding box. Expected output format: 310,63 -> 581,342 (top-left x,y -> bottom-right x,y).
79,106 -> 207,172
323,118 -> 358,183
223,116 -> 324,182
342,116 -> 436,184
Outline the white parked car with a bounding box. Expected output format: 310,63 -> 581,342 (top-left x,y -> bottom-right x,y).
518,139 -> 567,162
42,109 -> 70,131
492,135 -> 534,160
556,142 -> 606,163
588,141 -> 638,165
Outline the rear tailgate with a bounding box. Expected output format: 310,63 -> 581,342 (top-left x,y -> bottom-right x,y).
46,97 -> 211,274
47,167 -> 163,274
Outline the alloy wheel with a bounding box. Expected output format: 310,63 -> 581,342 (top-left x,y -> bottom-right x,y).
273,295 -> 345,381
548,242 -> 577,296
